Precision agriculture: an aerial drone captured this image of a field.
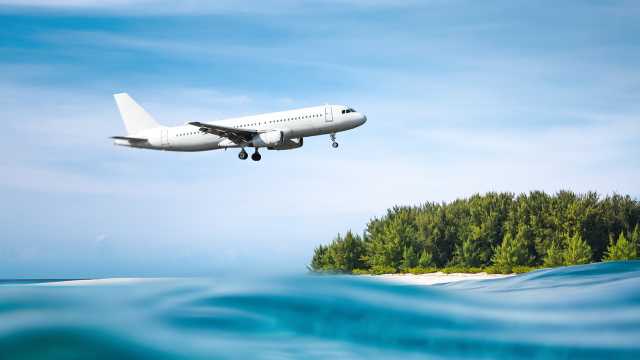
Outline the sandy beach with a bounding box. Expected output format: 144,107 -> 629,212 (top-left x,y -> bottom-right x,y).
364,272 -> 514,286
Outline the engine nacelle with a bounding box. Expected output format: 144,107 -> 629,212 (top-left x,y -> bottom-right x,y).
252,130 -> 284,147
268,137 -> 303,150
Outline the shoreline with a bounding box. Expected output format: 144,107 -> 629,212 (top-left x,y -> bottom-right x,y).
362,272 -> 514,286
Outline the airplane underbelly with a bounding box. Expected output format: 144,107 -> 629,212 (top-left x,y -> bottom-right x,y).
170,137 -> 222,152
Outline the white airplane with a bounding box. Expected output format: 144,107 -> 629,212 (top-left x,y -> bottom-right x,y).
111,93 -> 367,161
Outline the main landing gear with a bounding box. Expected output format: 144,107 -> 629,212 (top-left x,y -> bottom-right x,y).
251,148 -> 261,161
238,148 -> 261,161
330,133 -> 339,148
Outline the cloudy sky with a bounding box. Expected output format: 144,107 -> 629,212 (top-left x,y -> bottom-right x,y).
1,0 -> 638,277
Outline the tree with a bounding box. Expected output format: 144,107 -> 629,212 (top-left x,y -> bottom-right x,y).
563,233 -> 591,265
342,231 -> 367,271
632,224 -> 640,255
513,223 -> 534,266
543,241 -> 564,267
401,246 -> 417,269
454,225 -> 484,267
417,249 -> 433,268
310,245 -> 328,271
367,208 -> 418,270
311,231 -> 366,273
604,232 -> 638,261
492,232 -> 529,273
310,191 -> 640,273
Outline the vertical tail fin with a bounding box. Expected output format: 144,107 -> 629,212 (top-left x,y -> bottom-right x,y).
113,93 -> 161,135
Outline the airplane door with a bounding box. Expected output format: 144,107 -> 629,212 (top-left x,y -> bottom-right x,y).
324,106 -> 333,122
160,128 -> 169,148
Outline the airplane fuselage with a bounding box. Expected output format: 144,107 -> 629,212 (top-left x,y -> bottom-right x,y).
114,104 -> 366,152
112,93 -> 366,161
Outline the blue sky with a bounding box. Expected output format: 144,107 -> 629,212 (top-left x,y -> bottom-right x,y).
0,0 -> 639,277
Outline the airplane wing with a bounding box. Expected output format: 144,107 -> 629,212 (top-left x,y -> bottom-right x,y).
111,136 -> 148,143
188,121 -> 257,145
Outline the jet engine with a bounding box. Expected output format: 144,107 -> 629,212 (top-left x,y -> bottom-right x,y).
268,137 -> 303,150
252,130 -> 284,147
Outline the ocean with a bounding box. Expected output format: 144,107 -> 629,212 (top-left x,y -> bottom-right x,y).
1,261 -> 639,359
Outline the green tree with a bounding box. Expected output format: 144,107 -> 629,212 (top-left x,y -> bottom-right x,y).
367,208 -> 418,270
543,241 -> 564,267
312,231 -> 366,273
417,249 -> 433,267
342,231 -> 366,271
454,225 -> 484,267
492,232 -> 529,273
563,233 -> 591,265
310,191 -> 640,274
401,246 -> 417,269
632,224 -> 640,255
604,232 -> 637,261
513,223 -> 534,266
309,245 -> 328,271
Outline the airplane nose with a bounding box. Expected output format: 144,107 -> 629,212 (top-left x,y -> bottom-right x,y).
361,114 -> 367,125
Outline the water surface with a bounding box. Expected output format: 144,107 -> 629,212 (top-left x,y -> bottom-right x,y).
1,262 -> 639,359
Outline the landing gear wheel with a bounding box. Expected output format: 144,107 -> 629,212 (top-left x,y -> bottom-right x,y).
238,149 -> 248,160
251,151 -> 261,161
329,133 -> 338,149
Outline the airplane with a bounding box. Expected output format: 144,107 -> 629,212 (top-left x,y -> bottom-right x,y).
111,93 -> 367,161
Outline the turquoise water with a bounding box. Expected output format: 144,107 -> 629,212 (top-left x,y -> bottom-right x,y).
1,262 -> 639,359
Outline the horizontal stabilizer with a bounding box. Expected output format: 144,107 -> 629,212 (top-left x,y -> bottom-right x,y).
111,136 -> 148,143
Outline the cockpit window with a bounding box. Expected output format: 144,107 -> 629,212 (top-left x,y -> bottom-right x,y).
341,108 -> 357,114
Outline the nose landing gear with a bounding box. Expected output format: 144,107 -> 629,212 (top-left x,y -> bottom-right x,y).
330,133 -> 339,148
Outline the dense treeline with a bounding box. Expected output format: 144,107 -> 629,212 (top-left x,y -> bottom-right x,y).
310,191 -> 640,274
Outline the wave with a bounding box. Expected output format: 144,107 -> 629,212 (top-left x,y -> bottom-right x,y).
1,261 -> 639,359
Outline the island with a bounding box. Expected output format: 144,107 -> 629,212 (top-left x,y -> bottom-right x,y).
310,191 -> 640,275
